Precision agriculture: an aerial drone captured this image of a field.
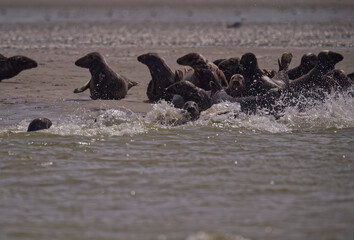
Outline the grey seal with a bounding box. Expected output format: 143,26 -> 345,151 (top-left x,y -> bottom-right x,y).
27,118 -> 52,132
73,52 -> 137,100
137,52 -> 177,102
165,80 -> 211,111
177,52 -> 228,91
0,54 -> 37,81
289,50 -> 344,93
216,57 -> 242,83
287,53 -> 317,80
182,101 -> 200,121
225,74 -> 246,98
240,52 -> 281,96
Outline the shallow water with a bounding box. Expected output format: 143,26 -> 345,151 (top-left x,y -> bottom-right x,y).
1,94 -> 354,240
1,4 -> 354,240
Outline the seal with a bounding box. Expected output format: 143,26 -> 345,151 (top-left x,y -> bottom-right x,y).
278,52 -> 293,72
27,118 -> 52,132
240,52 -> 280,96
182,101 -> 200,121
137,52 -> 176,102
177,53 -> 228,91
213,58 -> 226,67
216,57 -> 242,82
267,52 -> 293,90
165,80 -> 211,111
287,53 -> 317,80
225,74 -> 246,98
322,69 -> 353,93
0,54 -> 38,81
289,50 -> 344,93
209,78 -> 283,115
73,52 -> 137,100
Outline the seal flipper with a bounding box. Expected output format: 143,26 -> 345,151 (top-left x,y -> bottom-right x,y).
127,80 -> 138,90
74,79 -> 91,93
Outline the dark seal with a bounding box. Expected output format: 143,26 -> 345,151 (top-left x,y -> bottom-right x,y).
287,53 -> 317,80
289,50 -> 344,93
177,52 -> 228,91
240,52 -> 280,96
165,80 -> 211,111
137,52 -> 177,102
0,54 -> 37,81
216,57 -> 242,83
73,52 -> 137,100
27,118 -> 52,132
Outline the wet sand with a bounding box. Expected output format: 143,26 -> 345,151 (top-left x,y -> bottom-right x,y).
1,0 -> 354,125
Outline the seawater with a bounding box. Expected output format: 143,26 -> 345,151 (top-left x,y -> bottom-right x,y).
1,91 -> 354,240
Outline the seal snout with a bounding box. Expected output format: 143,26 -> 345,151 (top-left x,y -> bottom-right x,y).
24,58 -> 38,69
75,52 -> 103,68
137,54 -> 146,64
75,56 -> 89,68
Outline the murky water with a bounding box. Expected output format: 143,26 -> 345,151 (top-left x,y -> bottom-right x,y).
1,5 -> 354,240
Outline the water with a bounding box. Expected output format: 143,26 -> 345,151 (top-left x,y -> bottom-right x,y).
1,4 -> 354,240
1,94 -> 354,240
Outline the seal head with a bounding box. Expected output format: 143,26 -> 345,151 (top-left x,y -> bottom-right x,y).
177,53 -> 228,90
0,55 -> 38,81
183,101 -> 200,121
27,118 -> 52,132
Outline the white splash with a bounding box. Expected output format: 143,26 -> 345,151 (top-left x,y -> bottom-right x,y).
185,231 -> 251,240
2,89 -> 353,137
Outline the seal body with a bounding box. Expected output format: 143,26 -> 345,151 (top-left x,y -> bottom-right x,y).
74,52 -> 136,100
216,57 -> 242,82
165,80 -> 211,111
289,50 -> 344,93
137,53 -> 176,102
177,53 -> 228,91
0,54 -> 38,81
287,53 -> 317,80
240,53 -> 280,96
27,118 -> 52,132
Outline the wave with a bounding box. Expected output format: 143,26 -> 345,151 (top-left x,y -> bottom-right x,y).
1,89 -> 353,137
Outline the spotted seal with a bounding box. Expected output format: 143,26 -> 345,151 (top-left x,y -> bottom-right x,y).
27,118 -> 52,132
0,54 -> 37,81
137,52 -> 177,102
73,52 -> 137,100
177,53 -> 228,91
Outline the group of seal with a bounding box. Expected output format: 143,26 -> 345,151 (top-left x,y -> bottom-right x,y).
1,49 -> 353,131
138,50 -> 353,118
